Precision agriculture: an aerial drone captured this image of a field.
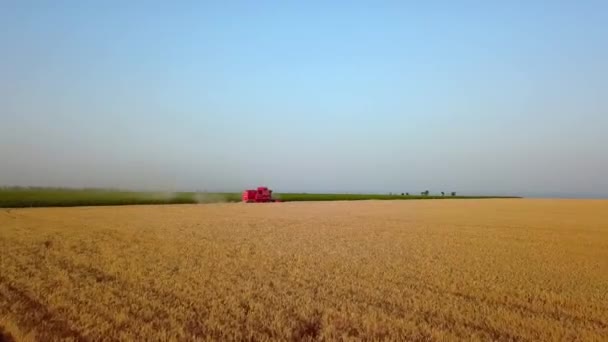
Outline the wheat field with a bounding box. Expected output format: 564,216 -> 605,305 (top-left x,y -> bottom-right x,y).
1,199 -> 607,341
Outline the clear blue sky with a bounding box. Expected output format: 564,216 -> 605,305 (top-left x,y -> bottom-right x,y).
1,1 -> 607,197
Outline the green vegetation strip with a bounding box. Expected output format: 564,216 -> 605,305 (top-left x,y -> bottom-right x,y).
276,193 -> 516,201
0,188 -> 519,208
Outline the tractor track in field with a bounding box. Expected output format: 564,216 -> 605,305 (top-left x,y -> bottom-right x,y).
2,209 -> 16,219
0,325 -> 15,342
52,257 -> 212,338
0,276 -> 87,341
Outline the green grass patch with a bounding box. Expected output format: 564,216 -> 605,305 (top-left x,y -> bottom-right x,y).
0,187 -> 519,208
274,193 -> 517,201
0,188 -> 234,208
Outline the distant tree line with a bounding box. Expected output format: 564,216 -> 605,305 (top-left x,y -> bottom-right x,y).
393,190 -> 458,197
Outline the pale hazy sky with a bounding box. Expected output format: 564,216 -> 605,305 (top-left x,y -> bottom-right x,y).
1,1 -> 607,197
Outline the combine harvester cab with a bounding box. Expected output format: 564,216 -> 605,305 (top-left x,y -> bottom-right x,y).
242,187 -> 280,203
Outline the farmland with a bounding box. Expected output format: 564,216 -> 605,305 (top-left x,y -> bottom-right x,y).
1,199 -> 607,340
0,187 -> 515,208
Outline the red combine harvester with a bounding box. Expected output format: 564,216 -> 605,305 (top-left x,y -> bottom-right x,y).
242,187 -> 279,203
